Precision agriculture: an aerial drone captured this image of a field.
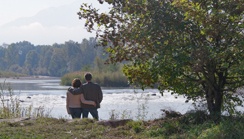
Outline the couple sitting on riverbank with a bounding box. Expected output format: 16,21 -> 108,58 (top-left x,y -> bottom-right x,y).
66,73 -> 103,120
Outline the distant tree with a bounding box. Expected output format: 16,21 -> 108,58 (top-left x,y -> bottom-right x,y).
37,46 -> 53,75
106,63 -> 121,73
5,44 -> 19,69
81,64 -> 92,72
42,49 -> 53,69
0,47 -> 5,58
0,58 -> 7,71
15,41 -> 35,67
25,50 -> 39,68
24,50 -> 40,75
64,40 -> 83,72
93,56 -> 122,73
48,48 -> 67,76
0,47 -> 6,70
80,38 -> 97,65
2,43 -> 9,48
9,64 -> 23,73
94,57 -> 105,73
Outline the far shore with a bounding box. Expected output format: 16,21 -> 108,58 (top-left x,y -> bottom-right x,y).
0,76 -> 60,81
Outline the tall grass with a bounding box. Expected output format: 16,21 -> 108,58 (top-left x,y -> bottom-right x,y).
0,81 -> 51,119
60,71 -> 129,87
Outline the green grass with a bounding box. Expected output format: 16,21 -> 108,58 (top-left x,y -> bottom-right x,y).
0,114 -> 244,139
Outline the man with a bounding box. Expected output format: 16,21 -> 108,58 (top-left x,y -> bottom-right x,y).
68,72 -> 103,120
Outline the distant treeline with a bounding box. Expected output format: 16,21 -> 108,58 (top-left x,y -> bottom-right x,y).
0,38 -> 110,77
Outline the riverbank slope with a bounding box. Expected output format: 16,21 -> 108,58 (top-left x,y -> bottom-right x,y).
0,112 -> 243,138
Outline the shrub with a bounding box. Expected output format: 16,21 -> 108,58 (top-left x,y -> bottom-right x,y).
60,71 -> 129,87
181,110 -> 209,124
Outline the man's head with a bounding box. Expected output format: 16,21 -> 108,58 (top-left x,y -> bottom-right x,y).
72,78 -> 81,88
84,72 -> 92,81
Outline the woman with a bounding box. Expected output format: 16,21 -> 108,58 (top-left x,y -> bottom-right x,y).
66,78 -> 96,119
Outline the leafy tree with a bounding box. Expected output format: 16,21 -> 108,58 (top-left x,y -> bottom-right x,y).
66,55 -> 82,72
9,64 -> 23,73
96,45 -> 108,59
93,57 -> 121,73
38,46 -> 52,68
16,41 -> 35,67
0,47 -> 5,58
5,44 -> 19,69
106,63 -> 121,73
25,50 -> 39,68
78,0 -> 244,117
24,50 -> 40,75
37,47 -> 53,75
63,41 -> 83,72
0,47 -> 6,70
80,38 -> 97,65
81,64 -> 92,71
48,48 -> 67,76
94,57 -> 105,73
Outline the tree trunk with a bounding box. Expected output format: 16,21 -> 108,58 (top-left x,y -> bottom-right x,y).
205,87 -> 223,121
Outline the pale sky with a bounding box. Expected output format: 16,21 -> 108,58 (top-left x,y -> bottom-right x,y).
0,0 -> 110,45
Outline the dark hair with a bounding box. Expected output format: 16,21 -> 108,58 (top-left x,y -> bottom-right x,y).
85,72 -> 92,81
72,78 -> 81,88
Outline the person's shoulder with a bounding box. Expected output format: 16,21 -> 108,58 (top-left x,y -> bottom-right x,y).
93,82 -> 99,85
67,87 -> 74,93
83,82 -> 101,87
81,83 -> 88,87
93,83 -> 101,88
83,82 -> 97,85
66,91 -> 71,95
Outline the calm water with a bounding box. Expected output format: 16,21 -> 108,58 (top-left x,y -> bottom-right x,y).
0,77 -> 198,120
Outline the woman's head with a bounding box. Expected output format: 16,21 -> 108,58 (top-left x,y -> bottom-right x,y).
72,78 -> 81,88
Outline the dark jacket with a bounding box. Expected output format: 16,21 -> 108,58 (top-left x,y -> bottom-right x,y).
68,82 -> 103,108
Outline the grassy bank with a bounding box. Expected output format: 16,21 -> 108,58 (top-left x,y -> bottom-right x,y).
0,112 -> 244,138
60,71 -> 130,87
1,82 -> 244,138
0,70 -> 27,78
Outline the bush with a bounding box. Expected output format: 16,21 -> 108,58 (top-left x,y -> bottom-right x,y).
181,110 -> 209,124
0,70 -> 26,78
60,71 -> 129,87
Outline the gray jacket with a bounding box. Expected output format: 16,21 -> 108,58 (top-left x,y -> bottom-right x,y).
68,82 -> 103,108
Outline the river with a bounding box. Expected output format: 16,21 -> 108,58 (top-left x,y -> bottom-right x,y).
0,76 -> 200,120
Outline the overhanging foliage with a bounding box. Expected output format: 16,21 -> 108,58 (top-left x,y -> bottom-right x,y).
79,0 -> 244,116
